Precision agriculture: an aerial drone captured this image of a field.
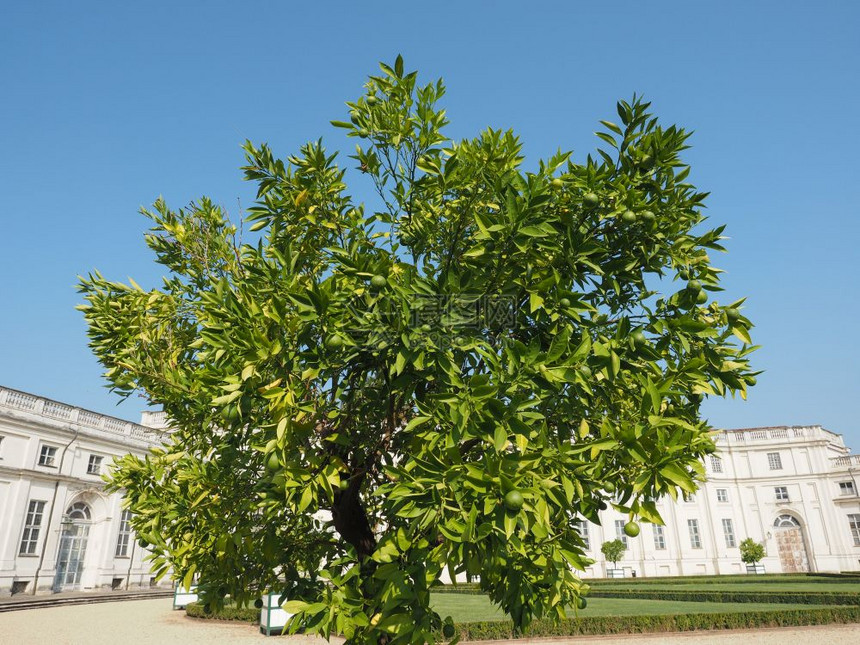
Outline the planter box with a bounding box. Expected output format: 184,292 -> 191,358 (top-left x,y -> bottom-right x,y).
173,584 -> 198,609
606,568 -> 626,578
260,592 -> 293,636
746,564 -> 766,574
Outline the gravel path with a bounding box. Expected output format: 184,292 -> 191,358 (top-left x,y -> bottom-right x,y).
0,598 -> 857,644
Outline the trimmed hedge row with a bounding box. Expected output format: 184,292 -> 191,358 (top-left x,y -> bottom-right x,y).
186,601 -> 259,623
452,606 -> 860,641
588,572 -> 860,586
589,588 -> 860,606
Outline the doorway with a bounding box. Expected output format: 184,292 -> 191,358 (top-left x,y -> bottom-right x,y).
53,502 -> 91,592
773,514 -> 810,573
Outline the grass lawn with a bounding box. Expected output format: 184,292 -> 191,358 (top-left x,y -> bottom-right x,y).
592,581 -> 860,593
430,593 -> 837,623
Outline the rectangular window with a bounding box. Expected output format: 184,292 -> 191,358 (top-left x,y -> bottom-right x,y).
116,509 -> 133,557
574,520 -> 590,551
722,518 -> 736,548
716,489 -> 729,503
87,454 -> 103,475
767,452 -> 783,471
775,486 -> 789,502
683,491 -> 695,503
849,514 -> 860,547
19,500 -> 46,555
652,524 -> 666,550
710,455 -> 723,473
839,481 -> 856,496
38,445 -> 57,467
615,519 -> 628,547
688,519 -> 702,549
0,435 -> 5,458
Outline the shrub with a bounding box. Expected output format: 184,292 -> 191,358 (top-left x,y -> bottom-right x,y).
186,601 -> 259,623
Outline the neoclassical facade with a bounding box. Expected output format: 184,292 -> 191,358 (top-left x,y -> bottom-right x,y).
2,383 -> 860,595
0,386 -> 168,595
578,425 -> 860,577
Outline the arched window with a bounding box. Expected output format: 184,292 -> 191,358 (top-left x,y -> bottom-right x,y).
66,502 -> 91,521
774,514 -> 800,528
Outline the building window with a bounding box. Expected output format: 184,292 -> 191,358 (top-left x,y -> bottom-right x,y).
652,524 -> 666,550
849,514 -> 860,547
19,500 -> 46,555
767,452 -> 783,471
87,454 -> 103,475
722,518 -> 736,548
775,486 -> 790,502
683,491 -> 695,503
839,481 -> 856,497
687,519 -> 702,549
716,489 -> 729,503
116,509 -> 133,557
38,445 -> 58,467
710,455 -> 723,473
0,435 -> 5,459
615,519 -> 628,547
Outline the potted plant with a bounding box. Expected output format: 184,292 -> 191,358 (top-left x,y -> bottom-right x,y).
601,539 -> 627,578
740,538 -> 766,574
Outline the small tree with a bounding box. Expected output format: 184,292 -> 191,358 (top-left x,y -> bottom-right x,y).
601,539 -> 627,569
739,538 -> 766,565
80,56 -> 757,643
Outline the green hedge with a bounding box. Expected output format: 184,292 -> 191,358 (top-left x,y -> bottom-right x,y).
588,572 -> 860,586
452,606 -> 860,641
186,601 -> 259,623
588,588 -> 860,606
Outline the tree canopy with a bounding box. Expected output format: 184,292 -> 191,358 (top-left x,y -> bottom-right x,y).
601,539 -> 627,567
81,56 -> 756,643
740,538 -> 766,565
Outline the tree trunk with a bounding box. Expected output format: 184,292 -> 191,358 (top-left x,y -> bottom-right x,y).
331,483 -> 376,559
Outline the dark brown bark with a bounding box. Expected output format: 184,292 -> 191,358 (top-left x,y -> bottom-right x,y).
331,479 -> 377,559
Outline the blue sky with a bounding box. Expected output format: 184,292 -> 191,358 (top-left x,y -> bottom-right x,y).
1,2 -> 858,447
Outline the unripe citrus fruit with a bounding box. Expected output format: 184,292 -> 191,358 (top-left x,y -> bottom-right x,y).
551,178 -> 564,188
576,596 -> 587,610
266,452 -> 280,474
370,274 -> 387,289
687,280 -> 702,292
696,290 -> 708,304
326,335 -> 344,350
583,192 -> 599,207
631,330 -> 646,346
604,481 -> 616,493
504,490 -> 524,512
358,128 -> 369,138
622,210 -> 637,223
254,598 -> 264,609
624,521 -> 640,537
579,365 -> 592,378
442,623 -> 455,638
641,210 -> 655,222
366,95 -> 378,105
726,307 -> 740,322
560,297 -> 571,307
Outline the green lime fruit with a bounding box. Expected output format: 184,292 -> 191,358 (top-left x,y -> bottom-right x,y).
576,597 -> 587,610
366,95 -> 378,105
504,490 -> 524,512
339,478 -> 350,491
326,335 -> 344,350
583,192 -> 599,207
604,481 -> 616,493
266,452 -> 280,474
442,623 -> 455,638
746,375 -> 757,386
370,274 -> 387,289
358,128 -> 370,138
624,521 -> 640,537
641,210 -> 655,222
579,365 -> 592,378
551,178 -> 564,188
696,290 -> 708,304
631,330 -> 647,346
679,268 -> 689,280
559,297 -> 571,308
726,307 -> 741,322
687,280 -> 702,292
622,210 -> 637,223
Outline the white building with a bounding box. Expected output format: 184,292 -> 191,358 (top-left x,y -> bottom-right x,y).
579,425 -> 860,577
0,385 -> 169,595
2,384 -> 860,594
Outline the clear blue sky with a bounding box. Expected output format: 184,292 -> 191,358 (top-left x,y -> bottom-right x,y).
1,2 -> 858,447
